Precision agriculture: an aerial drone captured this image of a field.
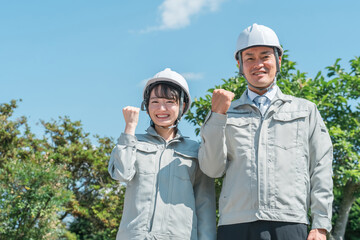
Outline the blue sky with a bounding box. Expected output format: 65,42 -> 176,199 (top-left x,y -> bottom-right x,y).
1,0 -> 359,142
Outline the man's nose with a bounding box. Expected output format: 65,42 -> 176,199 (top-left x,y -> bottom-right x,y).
255,59 -> 265,67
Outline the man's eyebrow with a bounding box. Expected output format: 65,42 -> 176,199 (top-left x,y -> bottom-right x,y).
244,50 -> 273,56
244,52 -> 254,56
260,50 -> 273,55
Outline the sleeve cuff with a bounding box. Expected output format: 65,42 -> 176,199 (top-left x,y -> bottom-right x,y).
118,133 -> 137,147
312,216 -> 332,232
204,111 -> 227,126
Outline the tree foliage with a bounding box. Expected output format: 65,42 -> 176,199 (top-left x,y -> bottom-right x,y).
185,53 -> 360,240
0,100 -> 124,239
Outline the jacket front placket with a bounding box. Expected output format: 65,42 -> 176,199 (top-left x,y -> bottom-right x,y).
147,130 -> 182,235
256,96 -> 290,212
249,94 -> 276,210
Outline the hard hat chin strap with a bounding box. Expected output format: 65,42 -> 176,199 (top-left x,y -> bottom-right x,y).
177,91 -> 184,122
246,77 -> 277,93
141,101 -> 147,111
155,122 -> 178,129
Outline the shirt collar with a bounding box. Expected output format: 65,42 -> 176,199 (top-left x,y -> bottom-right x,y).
231,85 -> 290,109
247,85 -> 278,102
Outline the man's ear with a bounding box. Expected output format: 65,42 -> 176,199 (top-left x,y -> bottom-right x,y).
278,56 -> 282,66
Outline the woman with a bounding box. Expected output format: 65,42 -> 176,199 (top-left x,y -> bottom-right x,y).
108,68 -> 216,240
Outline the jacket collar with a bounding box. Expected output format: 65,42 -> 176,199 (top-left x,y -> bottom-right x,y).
231,87 -> 292,109
145,126 -> 186,141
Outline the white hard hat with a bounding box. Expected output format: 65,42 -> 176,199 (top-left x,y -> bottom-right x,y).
234,23 -> 283,60
142,68 -> 191,116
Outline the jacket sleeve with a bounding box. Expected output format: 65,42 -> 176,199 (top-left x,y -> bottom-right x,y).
194,164 -> 217,240
308,105 -> 334,232
198,112 -> 228,178
108,133 -> 137,183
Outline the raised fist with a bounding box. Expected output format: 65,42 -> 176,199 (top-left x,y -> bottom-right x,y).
211,89 -> 235,115
123,106 -> 140,135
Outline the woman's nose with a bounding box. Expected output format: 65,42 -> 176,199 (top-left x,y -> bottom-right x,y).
158,102 -> 167,110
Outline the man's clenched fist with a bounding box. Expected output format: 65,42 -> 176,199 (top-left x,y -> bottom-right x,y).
211,89 -> 235,115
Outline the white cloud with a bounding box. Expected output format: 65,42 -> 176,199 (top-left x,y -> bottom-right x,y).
142,0 -> 225,33
138,78 -> 151,88
181,72 -> 204,81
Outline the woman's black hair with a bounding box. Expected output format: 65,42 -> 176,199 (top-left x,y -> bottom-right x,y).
149,83 -> 180,102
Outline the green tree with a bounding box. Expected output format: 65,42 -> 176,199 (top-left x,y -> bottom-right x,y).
185,53 -> 360,240
0,100 -> 72,239
41,116 -> 124,239
0,100 -> 124,239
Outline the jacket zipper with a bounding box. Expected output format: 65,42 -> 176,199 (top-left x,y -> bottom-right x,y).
148,136 -> 179,232
148,140 -> 167,232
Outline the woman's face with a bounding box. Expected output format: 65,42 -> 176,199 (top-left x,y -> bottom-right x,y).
148,85 -> 179,128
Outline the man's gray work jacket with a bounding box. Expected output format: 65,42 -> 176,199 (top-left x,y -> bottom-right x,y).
198,88 -> 333,232
109,127 -> 216,240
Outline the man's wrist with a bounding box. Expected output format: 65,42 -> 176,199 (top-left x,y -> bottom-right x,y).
314,228 -> 327,234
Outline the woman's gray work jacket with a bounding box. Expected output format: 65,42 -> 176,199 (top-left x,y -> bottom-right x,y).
108,127 -> 216,240
199,88 -> 333,232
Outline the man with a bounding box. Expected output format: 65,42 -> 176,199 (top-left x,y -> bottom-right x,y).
198,23 -> 333,240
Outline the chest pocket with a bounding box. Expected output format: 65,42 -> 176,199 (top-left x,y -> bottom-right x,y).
136,142 -> 158,174
173,150 -> 197,181
226,116 -> 252,150
272,111 -> 308,149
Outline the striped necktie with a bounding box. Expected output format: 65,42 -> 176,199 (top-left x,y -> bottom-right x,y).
254,95 -> 267,116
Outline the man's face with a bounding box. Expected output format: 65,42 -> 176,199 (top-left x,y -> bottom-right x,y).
241,46 -> 281,94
